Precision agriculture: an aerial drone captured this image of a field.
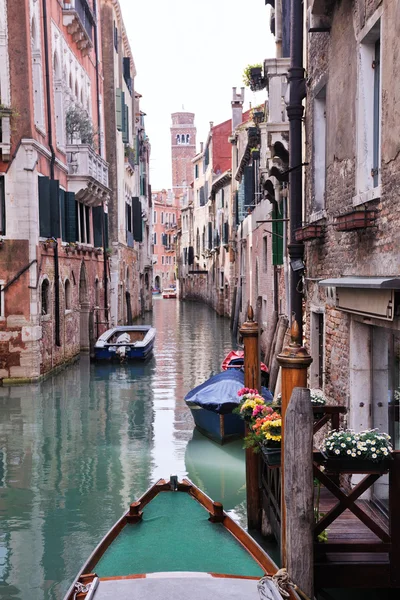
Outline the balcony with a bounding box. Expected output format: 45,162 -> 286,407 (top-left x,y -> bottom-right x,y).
124,146 -> 136,172
0,107 -> 11,161
63,0 -> 94,56
165,221 -> 177,233
66,144 -> 110,205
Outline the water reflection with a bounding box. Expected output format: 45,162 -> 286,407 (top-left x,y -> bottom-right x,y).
0,301 -> 240,600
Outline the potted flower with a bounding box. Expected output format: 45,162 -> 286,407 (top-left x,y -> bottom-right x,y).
320,428 -> 393,470
251,411 -> 282,465
237,387 -> 267,422
242,64 -> 265,91
275,389 -> 326,419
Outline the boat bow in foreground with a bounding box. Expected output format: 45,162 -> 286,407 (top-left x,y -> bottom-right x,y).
64,477 -> 298,600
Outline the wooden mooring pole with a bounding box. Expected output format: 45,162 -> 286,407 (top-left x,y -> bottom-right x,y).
276,320 -> 312,566
240,305 -> 261,530
285,387 -> 314,599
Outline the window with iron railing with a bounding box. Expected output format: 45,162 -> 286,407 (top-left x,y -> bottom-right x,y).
75,0 -> 93,41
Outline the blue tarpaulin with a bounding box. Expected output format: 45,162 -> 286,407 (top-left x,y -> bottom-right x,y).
184,370 -> 273,415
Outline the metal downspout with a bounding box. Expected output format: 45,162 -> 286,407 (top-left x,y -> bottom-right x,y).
286,0 -> 305,338
42,0 -> 61,347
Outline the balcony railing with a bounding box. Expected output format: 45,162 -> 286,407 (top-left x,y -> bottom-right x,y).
124,146 -> 136,171
63,0 -> 94,54
66,144 -> 109,189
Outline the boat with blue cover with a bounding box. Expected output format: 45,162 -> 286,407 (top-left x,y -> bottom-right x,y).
63,477 -> 298,600
94,325 -> 156,361
184,370 -> 273,444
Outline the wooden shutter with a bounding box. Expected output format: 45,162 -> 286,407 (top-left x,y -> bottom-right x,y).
188,246 -> 194,265
132,197 -> 142,242
39,176 -> 51,238
65,191 -> 77,243
116,88 -> 123,131
60,189 -> 66,241
49,179 -> 60,238
0,176 -> 5,235
122,104 -> 129,143
92,206 -> 103,247
244,165 -> 255,209
224,221 -> 229,244
272,205 -> 283,265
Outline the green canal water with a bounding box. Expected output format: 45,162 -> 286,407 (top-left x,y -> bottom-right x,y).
0,300 -> 394,599
0,300 -> 246,600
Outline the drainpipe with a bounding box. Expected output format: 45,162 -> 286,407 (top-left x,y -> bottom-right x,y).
42,0 -> 61,347
286,0 -> 305,338
93,0 -> 102,158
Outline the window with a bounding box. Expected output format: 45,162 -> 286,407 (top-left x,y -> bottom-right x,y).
65,279 -> 71,311
31,17 -> 45,131
153,210 -> 157,224
153,232 -> 157,245
41,279 -> 50,315
310,312 -> 324,390
356,18 -> 381,195
162,256 -> 165,265
161,212 -> 164,224
114,21 -> 119,52
195,164 -> 199,179
313,86 -> 326,212
77,203 -> 91,244
263,236 -> 268,272
0,176 -> 5,235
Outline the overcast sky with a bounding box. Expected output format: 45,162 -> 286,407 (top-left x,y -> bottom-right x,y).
119,0 -> 275,190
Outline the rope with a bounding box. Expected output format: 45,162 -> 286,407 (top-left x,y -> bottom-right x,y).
258,568 -> 312,600
73,581 -> 90,599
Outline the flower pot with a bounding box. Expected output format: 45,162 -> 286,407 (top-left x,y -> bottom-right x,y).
261,447 -> 281,466
335,210 -> 377,231
294,224 -> 324,242
320,451 -> 391,473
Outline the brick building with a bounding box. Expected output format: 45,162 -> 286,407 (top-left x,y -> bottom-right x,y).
152,189 -> 179,291
0,0 -> 151,382
303,0 -> 400,468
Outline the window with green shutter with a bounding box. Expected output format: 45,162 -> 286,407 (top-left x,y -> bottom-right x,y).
0,176 -> 5,235
92,205 -> 103,248
65,191 -> 77,243
272,205 -> 283,265
122,104 -> 129,143
38,176 -> 61,238
60,189 -> 66,241
116,88 -> 123,131
132,197 -> 143,242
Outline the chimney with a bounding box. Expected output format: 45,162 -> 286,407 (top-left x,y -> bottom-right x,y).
231,87 -> 245,132
200,142 -> 204,153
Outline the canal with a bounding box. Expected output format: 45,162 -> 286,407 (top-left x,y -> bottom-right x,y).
0,299 -> 246,600
0,300 -> 392,600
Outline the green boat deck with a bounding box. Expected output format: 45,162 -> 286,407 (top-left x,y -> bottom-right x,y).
95,491 -> 264,578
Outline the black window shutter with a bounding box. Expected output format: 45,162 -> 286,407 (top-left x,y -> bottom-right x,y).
59,189 -> 66,241
123,57 -> 131,81
132,197 -> 142,242
39,176 -> 51,237
65,191 -> 77,243
224,221 -> 229,244
0,176 -> 5,235
244,165 -> 255,208
188,246 -> 194,265
49,179 -> 60,238
104,212 -> 109,248
93,206 -> 103,247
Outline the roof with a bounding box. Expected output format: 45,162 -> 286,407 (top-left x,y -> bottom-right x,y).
318,277 -> 400,289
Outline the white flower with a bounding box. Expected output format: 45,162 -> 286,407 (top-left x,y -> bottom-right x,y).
335,449 -> 340,455
357,451 -> 361,455
341,443 -> 346,448
372,453 -> 377,459
346,437 -> 351,441
347,449 -> 351,455
351,453 -> 356,457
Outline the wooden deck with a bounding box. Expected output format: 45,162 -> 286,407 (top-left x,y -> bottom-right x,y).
260,407 -> 400,590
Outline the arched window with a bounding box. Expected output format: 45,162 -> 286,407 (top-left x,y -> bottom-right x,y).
186,134 -> 190,144
65,279 -> 71,310
41,279 -> 50,315
31,17 -> 45,130
69,72 -> 73,90
53,52 -> 64,148
196,228 -> 200,256
202,226 -> 205,251
176,134 -> 180,144
75,80 -> 78,98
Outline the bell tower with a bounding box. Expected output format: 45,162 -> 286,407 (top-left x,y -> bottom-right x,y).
170,112 -> 197,206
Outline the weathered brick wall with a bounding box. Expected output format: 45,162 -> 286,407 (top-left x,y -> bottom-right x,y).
304,0 -> 400,406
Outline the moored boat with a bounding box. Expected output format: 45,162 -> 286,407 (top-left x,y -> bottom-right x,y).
63,477 -> 298,600
222,350 -> 269,387
184,370 -> 273,444
94,325 -> 156,361
162,287 -> 177,298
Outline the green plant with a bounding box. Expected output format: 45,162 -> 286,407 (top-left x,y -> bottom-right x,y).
242,63 -> 263,87
321,428 -> 393,461
66,105 -> 97,147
